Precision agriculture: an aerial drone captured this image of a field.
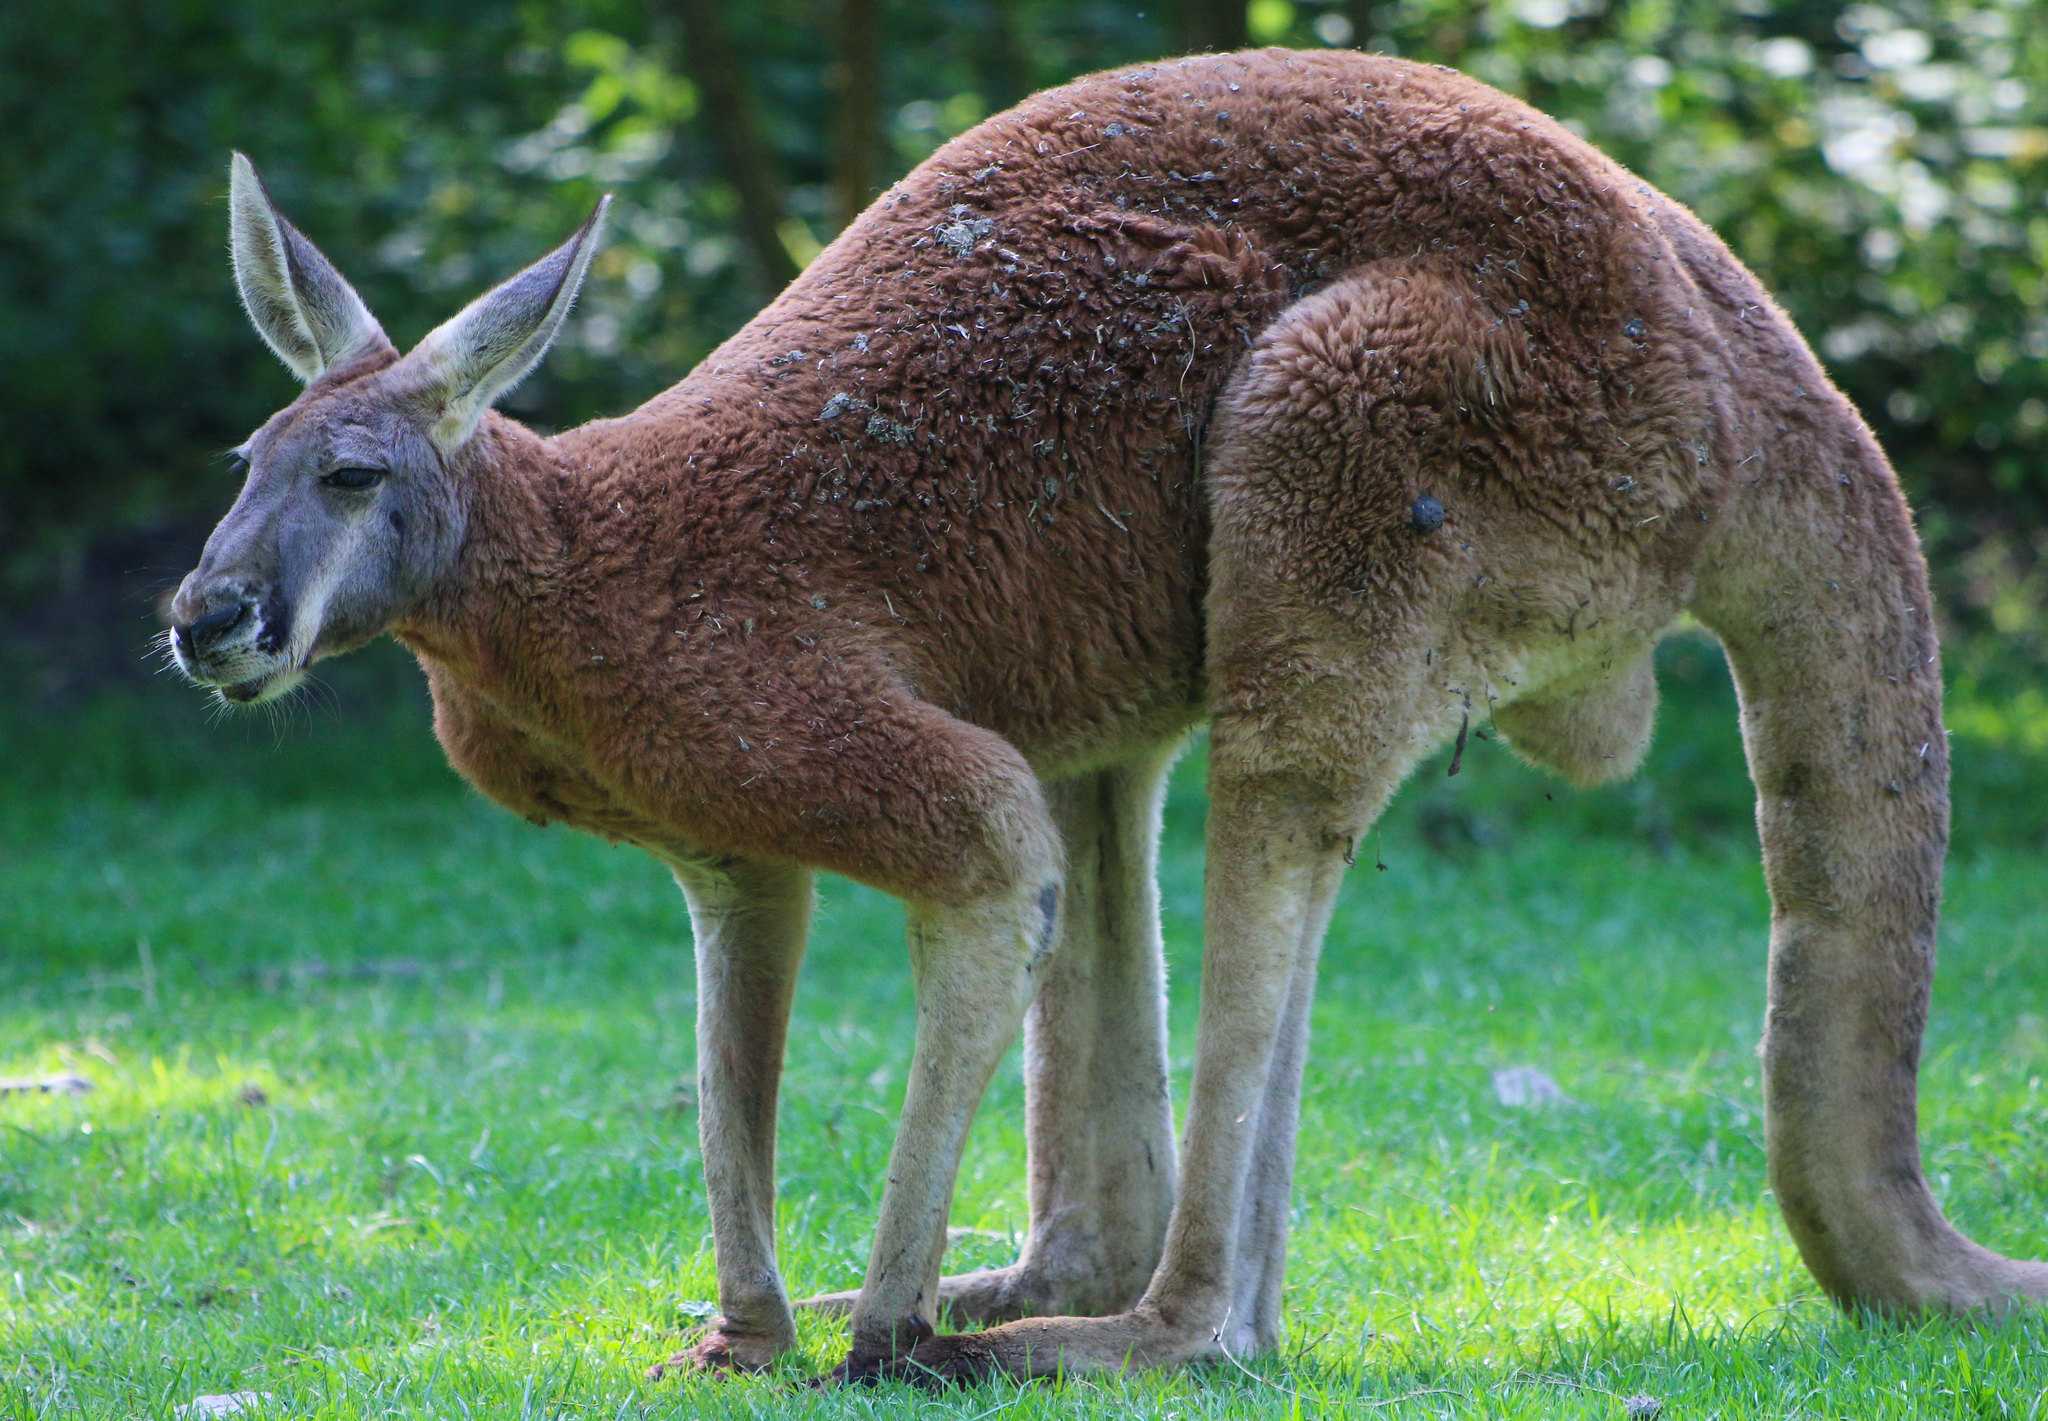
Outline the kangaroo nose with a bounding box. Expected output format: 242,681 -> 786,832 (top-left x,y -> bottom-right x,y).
178,600 -> 252,655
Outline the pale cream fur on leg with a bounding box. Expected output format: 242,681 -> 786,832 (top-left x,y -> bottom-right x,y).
649,859 -> 812,1377
895,766 -> 1383,1379
833,802 -> 1065,1376
802,751 -> 1182,1325
1012,754 -> 1181,1316
1220,897 -> 1332,1356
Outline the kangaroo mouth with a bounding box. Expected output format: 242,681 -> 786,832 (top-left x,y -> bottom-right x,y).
186,660 -> 303,707
220,674 -> 275,704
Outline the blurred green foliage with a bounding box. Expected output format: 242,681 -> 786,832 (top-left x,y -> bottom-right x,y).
2,0 -> 2042,645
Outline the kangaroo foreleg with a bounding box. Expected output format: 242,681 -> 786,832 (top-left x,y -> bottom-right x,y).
649,858 -> 812,1377
828,712 -> 1065,1379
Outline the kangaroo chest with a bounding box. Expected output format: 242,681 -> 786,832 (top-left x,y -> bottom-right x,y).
418,660 -> 711,864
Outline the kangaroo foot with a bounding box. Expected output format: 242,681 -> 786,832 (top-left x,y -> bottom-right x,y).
890,1304 -> 1219,1385
822,1314 -> 938,1386
646,1318 -> 792,1379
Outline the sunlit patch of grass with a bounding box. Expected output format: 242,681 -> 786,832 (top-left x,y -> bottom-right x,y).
5,638 -> 2048,1416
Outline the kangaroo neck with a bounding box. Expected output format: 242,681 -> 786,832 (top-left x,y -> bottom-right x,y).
393,414 -> 581,710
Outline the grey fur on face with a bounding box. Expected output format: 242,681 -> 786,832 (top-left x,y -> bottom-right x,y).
170,155 -> 608,705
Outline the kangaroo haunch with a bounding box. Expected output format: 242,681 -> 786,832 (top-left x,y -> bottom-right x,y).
170,49 -> 2047,1385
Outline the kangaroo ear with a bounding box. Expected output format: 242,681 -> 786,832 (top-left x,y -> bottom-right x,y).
228,152 -> 384,383
405,197 -> 610,454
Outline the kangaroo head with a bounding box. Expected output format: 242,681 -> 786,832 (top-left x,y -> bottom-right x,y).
169,154 -> 608,705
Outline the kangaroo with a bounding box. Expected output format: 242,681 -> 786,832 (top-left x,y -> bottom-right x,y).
172,48 -> 2043,1384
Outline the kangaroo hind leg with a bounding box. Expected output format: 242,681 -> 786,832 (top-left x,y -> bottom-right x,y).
797,750 -> 1179,1325
893,262 -> 1485,1380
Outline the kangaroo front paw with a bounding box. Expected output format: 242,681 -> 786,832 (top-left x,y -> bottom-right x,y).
646,1318 -> 792,1379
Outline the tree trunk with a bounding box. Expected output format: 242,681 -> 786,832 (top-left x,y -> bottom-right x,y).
665,0 -> 800,291
830,0 -> 881,232
1177,0 -> 1247,54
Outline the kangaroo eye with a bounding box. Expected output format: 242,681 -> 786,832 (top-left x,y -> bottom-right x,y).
322,466 -> 385,491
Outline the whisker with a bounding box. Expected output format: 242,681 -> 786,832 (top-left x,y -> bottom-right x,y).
299,673 -> 341,721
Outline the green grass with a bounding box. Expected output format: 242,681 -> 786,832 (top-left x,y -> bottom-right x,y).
5,634 -> 2048,1417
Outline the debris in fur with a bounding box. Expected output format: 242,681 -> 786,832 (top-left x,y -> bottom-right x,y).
1410,494 -> 1445,533
935,207 -> 995,258
1624,317 -> 1647,339
864,413 -> 917,445
1447,709 -> 1470,776
819,392 -> 864,422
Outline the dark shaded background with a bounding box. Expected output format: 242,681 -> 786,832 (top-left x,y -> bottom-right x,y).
2,0 -> 2042,708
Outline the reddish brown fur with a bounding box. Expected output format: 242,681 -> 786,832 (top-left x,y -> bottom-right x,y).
183,48 -> 2046,1382
395,53 -> 1704,883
